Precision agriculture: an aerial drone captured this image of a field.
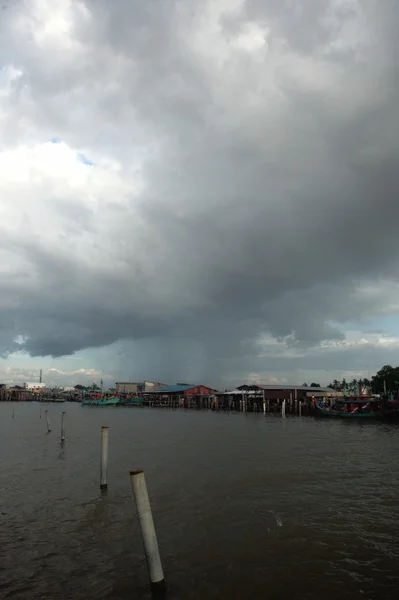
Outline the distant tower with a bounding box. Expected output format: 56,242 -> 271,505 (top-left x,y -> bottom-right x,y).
39,369 -> 42,383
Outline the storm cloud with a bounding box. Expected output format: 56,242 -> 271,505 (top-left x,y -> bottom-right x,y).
1,0 -> 399,385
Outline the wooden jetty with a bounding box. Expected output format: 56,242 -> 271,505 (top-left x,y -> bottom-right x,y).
0,387 -> 78,403
143,392 -> 312,414
0,387 -> 34,402
2,382 -> 342,416
141,384 -> 341,415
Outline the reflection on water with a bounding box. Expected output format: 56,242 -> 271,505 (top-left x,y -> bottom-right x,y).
1,402 -> 399,600
58,440 -> 66,460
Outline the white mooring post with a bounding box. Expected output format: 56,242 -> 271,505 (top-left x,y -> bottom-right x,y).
282,399 -> 286,417
130,469 -> 166,596
299,400 -> 302,416
263,390 -> 266,414
45,410 -> 51,432
61,412 -> 66,441
100,426 -> 109,490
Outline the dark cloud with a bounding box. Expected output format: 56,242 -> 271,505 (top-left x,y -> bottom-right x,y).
1,0 -> 399,384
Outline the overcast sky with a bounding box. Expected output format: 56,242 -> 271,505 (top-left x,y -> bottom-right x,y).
1,0 -> 399,389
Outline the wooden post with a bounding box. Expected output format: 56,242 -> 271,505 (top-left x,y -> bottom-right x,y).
61,412 -> 66,441
130,469 -> 165,596
45,410 -> 51,433
100,426 -> 109,490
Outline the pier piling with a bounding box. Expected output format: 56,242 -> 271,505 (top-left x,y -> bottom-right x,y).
100,426 -> 109,490
61,412 -> 66,441
45,410 -> 51,433
282,399 -> 286,417
129,469 -> 165,596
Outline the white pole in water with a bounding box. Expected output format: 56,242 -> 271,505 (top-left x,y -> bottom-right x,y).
45,410 -> 51,432
61,412 -> 66,441
100,426 -> 109,490
263,390 -> 266,414
299,400 -> 302,416
130,469 -> 165,595
282,399 -> 286,417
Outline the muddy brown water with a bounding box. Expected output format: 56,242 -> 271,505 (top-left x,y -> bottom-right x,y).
1,402 -> 398,599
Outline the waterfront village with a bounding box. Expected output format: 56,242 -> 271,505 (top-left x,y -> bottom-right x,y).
1,364 -> 399,417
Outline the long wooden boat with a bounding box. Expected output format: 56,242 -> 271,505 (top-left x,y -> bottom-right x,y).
120,396 -> 143,407
383,399 -> 399,421
313,397 -> 384,419
81,395 -> 121,407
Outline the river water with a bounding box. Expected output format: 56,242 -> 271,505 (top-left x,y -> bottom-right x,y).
1,402 -> 398,600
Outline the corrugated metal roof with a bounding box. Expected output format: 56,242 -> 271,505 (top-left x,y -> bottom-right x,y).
260,385 -> 333,392
150,384 -> 198,393
232,385 -> 334,392
218,389 -> 260,395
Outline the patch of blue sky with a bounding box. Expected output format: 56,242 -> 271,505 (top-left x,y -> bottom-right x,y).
362,315 -> 399,335
336,316 -> 399,335
50,136 -> 62,143
77,152 -> 94,166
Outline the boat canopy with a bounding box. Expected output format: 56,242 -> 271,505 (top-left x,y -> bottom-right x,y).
339,397 -> 380,404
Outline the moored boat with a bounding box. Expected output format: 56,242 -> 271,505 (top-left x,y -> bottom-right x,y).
81,395 -> 121,407
313,395 -> 399,420
381,398 -> 399,421
120,396 -> 143,407
313,397 -> 384,419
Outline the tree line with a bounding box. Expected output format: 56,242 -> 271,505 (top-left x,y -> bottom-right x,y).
304,365 -> 399,394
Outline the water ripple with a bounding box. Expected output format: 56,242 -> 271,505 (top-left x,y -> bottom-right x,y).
1,403 -> 399,599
